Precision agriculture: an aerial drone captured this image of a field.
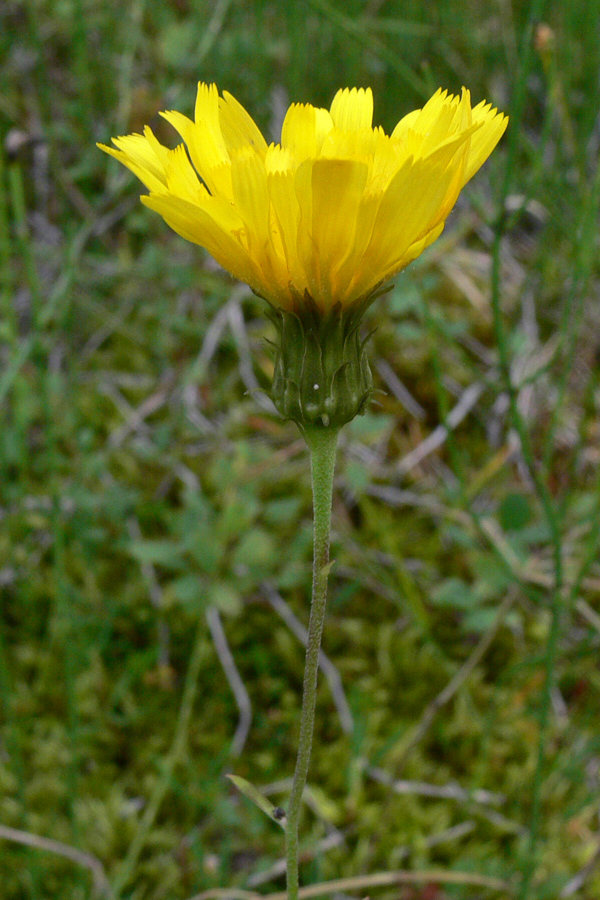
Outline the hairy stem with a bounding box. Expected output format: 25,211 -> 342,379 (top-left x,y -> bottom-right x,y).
285,424 -> 340,900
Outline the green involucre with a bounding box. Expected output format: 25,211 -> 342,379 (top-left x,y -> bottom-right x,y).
267,292 -> 379,428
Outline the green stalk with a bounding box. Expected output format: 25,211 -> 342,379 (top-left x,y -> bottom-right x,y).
285,424 -> 340,900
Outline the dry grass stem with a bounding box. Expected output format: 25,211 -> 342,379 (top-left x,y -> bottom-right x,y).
0,825 -> 110,897
206,605 -> 253,757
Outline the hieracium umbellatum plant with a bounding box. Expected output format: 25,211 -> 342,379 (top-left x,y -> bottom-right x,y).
99,82 -> 507,899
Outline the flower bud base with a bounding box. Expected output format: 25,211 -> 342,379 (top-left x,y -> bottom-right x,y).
268,294 -> 374,429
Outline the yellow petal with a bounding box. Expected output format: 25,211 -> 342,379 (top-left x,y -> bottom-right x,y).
320,126 -> 377,162
229,151 -> 295,300
380,222 -> 445,283
350,154 -> 455,297
142,192 -> 260,290
330,87 -> 374,131
293,160 -> 318,299
142,126 -> 171,171
391,108 -> 421,144
265,143 -> 293,174
160,110 -> 233,199
294,158 -> 371,307
230,151 -> 270,253
163,144 -> 206,203
333,190 -> 382,301
463,104 -> 508,184
268,169 -> 304,291
392,88 -> 464,158
367,128 -> 407,194
457,86 -> 472,131
160,82 -> 234,198
194,82 -> 229,161
219,91 -> 268,156
98,129 -> 168,192
413,89 -> 460,141
281,103 -> 334,160
418,119 -> 483,223
314,107 -> 336,150
308,158 -> 369,304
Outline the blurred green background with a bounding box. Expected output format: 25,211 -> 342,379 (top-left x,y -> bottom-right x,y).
2,0 -> 600,898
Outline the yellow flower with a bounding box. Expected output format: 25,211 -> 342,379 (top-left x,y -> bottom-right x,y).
99,83 -> 506,314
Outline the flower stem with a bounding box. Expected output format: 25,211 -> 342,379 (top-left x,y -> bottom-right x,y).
285,423 -> 340,900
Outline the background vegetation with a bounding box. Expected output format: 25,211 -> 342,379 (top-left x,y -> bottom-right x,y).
2,0 -> 600,898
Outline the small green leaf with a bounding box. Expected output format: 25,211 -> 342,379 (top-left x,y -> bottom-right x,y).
172,574 -> 207,611
217,492 -> 260,541
206,582 -> 243,616
232,529 -> 275,577
128,540 -> 184,569
463,607 -> 499,633
430,577 -> 478,610
184,522 -> 222,576
225,774 -> 286,828
263,497 -> 302,526
499,493 -> 532,531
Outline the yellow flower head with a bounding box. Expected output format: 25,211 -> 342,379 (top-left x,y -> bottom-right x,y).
99,83 -> 507,314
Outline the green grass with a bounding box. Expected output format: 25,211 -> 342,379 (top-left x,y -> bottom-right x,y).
2,0 -> 600,898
